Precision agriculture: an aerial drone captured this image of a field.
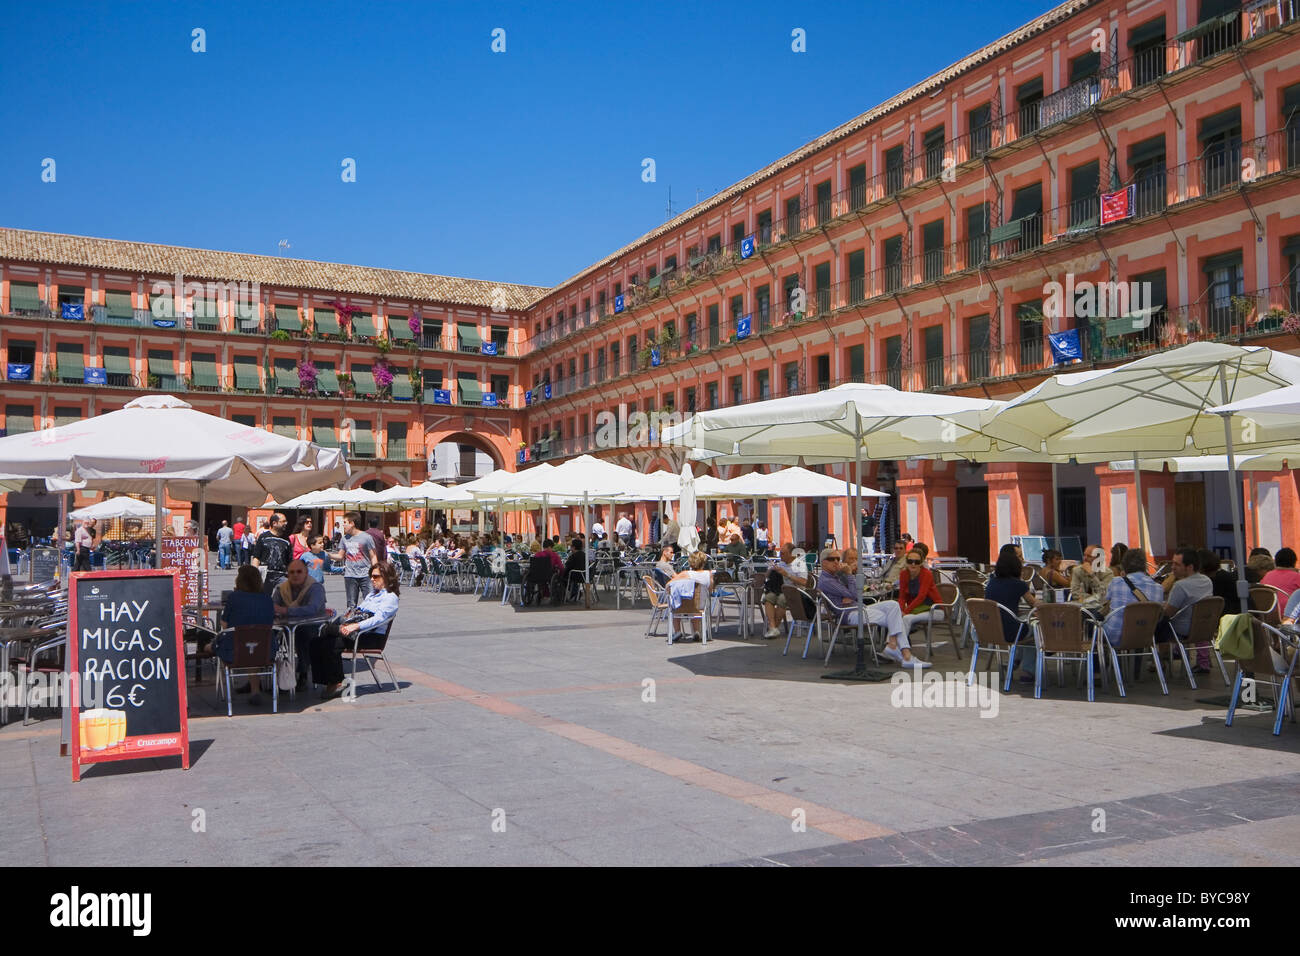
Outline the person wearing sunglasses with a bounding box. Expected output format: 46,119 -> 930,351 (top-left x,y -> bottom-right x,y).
311,561 -> 401,700
817,547 -> 928,668
897,549 -> 944,654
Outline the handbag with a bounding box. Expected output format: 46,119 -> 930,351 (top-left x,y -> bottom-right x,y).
277,654 -> 295,691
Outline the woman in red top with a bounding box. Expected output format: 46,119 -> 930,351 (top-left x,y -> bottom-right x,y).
898,549 -> 943,643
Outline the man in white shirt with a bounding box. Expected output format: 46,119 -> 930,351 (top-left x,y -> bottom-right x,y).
615,513 -> 634,546
73,519 -> 94,572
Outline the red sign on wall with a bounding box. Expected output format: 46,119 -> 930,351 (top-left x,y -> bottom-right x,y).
1100,185 -> 1136,225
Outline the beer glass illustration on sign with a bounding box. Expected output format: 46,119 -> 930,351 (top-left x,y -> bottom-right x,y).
80,709 -> 128,751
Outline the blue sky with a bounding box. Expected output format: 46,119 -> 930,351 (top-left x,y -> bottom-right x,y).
2,0 -> 1052,288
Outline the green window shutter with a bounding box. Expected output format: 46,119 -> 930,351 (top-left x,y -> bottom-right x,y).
352,424 -> 376,456
233,356 -> 261,391
457,323 -> 482,349
1285,84 -> 1300,119
57,344 -> 85,381
392,375 -> 413,400
53,407 -> 81,426
1281,236 -> 1300,258
314,308 -> 340,335
388,315 -> 413,340
9,282 -> 40,312
105,290 -> 134,318
990,221 -> 1023,244
272,418 -> 297,439
457,374 -> 482,405
1199,108 -> 1241,142
148,352 -> 176,377
103,348 -> 132,375
316,369 -> 340,395
151,290 -> 175,318
5,406 -> 35,435
274,365 -> 299,390
352,313 -> 377,337
351,369 -> 377,395
274,305 -> 301,331
312,420 -> 338,447
191,354 -> 219,388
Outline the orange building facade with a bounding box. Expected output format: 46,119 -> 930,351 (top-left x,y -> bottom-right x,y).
3,0 -> 1300,560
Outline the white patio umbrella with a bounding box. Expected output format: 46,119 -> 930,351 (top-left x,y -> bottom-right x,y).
676,463 -> 700,554
981,343 -> 1300,602
1208,382 -> 1300,445
0,395 -> 348,572
463,464 -> 555,539
69,496 -> 170,521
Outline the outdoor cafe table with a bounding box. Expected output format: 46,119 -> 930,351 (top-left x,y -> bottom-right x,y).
710,580 -> 754,640
273,612 -> 335,698
615,564 -> 654,609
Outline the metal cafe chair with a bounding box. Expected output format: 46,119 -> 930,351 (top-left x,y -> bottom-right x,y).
964,597 -> 1032,692
781,585 -> 823,660
667,582 -> 709,645
1030,602 -> 1103,701
1225,616 -> 1300,737
342,619 -> 400,694
1098,601 -> 1167,697
216,625 -> 279,716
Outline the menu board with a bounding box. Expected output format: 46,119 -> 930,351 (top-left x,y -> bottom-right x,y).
68,570 -> 189,781
29,546 -> 59,584
158,535 -> 207,608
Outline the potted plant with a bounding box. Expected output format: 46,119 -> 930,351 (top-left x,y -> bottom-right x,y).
1255,306 -> 1287,333
270,329 -> 292,342
1229,295 -> 1254,335
338,371 -> 354,396
147,373 -> 161,389
297,359 -> 318,394
375,336 -> 392,355
373,360 -> 394,397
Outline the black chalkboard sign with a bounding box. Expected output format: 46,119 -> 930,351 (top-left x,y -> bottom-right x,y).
67,569 -> 190,781
29,546 -> 58,584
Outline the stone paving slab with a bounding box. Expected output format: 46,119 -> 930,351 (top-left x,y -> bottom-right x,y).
3,568 -> 1299,866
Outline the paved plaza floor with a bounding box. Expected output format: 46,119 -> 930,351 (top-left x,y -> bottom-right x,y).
4,567 -> 1299,866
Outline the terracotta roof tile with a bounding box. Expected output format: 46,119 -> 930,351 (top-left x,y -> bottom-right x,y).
0,227 -> 549,311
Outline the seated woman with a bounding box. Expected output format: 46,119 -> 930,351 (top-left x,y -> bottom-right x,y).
217,565 -> 277,703
898,548 -> 945,642
563,538 -> 587,597
1041,549 -> 1071,592
310,561 -> 401,700
667,550 -> 713,639
984,544 -> 1040,683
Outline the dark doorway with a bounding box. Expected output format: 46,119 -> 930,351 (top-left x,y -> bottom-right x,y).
956,487 -> 989,564
1057,486 -> 1088,547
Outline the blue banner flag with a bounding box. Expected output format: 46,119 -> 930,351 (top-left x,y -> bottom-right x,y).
614,294 -> 625,314
650,348 -> 661,367
737,314 -> 752,339
153,318 -> 177,329
432,388 -> 451,405
7,363 -> 32,381
483,392 -> 499,407
61,303 -> 84,320
481,342 -> 498,356
740,235 -> 755,259
543,383 -> 552,399
525,389 -> 533,406
83,367 -> 107,385
1049,330 -> 1082,364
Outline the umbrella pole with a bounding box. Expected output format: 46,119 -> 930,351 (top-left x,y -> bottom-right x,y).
154,478 -> 164,569
854,425 -> 865,671
197,480 -> 208,602
1132,454 -> 1147,553
584,492 -> 591,608
1217,367 -> 1249,607
1051,462 -> 1060,553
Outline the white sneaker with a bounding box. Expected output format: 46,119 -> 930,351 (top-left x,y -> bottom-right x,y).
765,627 -> 781,638
881,646 -> 903,664
902,657 -> 932,669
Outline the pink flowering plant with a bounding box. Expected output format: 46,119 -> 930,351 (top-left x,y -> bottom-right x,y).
373,361 -> 394,391
408,314 -> 422,336
297,359 -> 318,390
